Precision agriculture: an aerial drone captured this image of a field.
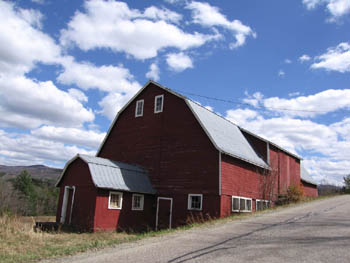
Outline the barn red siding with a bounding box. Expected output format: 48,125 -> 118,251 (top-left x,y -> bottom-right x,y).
98,83 -> 220,225
269,145 -> 301,195
220,154 -> 273,216
56,159 -> 97,231
94,190 -> 156,231
302,181 -> 318,197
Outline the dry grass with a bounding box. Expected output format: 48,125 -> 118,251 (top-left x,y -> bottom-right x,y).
0,215 -> 137,263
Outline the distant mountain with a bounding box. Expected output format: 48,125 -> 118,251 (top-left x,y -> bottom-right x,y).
0,164 -> 62,183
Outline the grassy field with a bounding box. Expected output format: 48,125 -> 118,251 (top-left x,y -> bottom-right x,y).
0,195 -> 338,263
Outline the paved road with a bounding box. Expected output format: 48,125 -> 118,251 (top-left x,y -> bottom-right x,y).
48,195 -> 350,263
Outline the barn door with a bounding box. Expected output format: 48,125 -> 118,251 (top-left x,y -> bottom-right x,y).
60,186 -> 76,224
156,197 -> 173,230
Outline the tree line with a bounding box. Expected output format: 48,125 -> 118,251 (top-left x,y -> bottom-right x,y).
0,170 -> 59,216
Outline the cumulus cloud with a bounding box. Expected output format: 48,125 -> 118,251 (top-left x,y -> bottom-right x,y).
284,59 -> 292,64
98,92 -> 135,120
166,52 -> 193,72
146,63 -> 160,81
311,42 -> 350,73
60,0 -> 217,60
186,1 -> 256,49
0,76 -> 94,129
31,126 -> 106,148
299,54 -> 311,62
263,89 -> 350,117
278,70 -> 285,77
68,88 -> 88,103
302,0 -> 350,22
0,129 -> 95,165
0,1 -> 61,75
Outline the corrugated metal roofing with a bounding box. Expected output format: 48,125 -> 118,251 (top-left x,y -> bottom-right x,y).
300,166 -> 317,186
186,100 -> 269,168
64,155 -> 156,194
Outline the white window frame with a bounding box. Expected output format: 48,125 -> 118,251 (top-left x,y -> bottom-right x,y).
154,95 -> 164,113
132,194 -> 144,211
256,199 -> 270,211
232,196 -> 252,212
108,191 -> 123,210
187,194 -> 203,211
135,99 -> 144,117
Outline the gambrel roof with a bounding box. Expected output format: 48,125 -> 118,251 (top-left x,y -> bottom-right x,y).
96,80 -> 301,169
56,154 -> 156,194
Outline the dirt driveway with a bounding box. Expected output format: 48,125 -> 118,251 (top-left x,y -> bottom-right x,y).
45,195 -> 350,263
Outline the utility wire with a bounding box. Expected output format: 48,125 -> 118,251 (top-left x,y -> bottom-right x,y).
173,89 -> 332,114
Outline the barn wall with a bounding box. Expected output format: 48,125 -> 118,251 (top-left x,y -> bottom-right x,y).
98,83 -> 220,225
56,159 -> 97,231
302,181 -> 318,197
269,146 -> 301,195
220,154 -> 274,215
94,190 -> 156,232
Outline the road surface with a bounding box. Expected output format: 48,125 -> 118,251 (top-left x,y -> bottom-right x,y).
47,195 -> 350,263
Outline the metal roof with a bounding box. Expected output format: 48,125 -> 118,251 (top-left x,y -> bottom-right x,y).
186,99 -> 269,169
300,165 -> 317,186
56,154 -> 156,194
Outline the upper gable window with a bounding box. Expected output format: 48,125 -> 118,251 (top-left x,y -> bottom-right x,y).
135,99 -> 144,117
154,95 -> 164,113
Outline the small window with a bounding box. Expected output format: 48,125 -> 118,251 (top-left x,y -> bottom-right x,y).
256,199 -> 270,211
188,194 -> 202,210
108,191 -> 123,210
154,95 -> 164,113
135,100 -> 144,117
232,196 -> 252,212
132,194 -> 144,211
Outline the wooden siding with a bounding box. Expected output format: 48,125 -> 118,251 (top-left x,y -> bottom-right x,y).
98,83 -> 220,225
56,159 -> 97,231
302,181 -> 318,197
94,190 -> 156,231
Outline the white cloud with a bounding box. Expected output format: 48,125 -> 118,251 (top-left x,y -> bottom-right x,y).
302,0 -> 350,21
0,129 -> 95,165
166,52 -> 193,72
284,59 -> 292,64
186,1 -> 256,49
263,89 -> 350,117
311,42 -> 350,73
0,76 -> 94,129
58,56 -> 141,93
98,92 -> 135,120
31,0 -> 45,4
299,54 -> 311,62
60,0 -> 217,60
68,88 -> 88,103
226,108 -> 259,125
0,1 -> 61,75
143,6 -> 182,24
278,70 -> 285,77
243,92 -> 264,107
146,63 -> 160,81
31,126 -> 106,148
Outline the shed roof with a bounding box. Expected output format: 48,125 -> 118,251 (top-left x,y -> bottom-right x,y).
300,166 -> 317,186
186,99 -> 268,168
56,154 -> 156,195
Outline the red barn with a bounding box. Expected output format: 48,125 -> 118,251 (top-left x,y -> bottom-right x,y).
56,81 -> 307,232
300,166 -> 318,197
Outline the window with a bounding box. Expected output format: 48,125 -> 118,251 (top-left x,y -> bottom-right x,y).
108,191 -> 123,209
132,194 -> 144,210
232,196 -> 252,212
135,99 -> 144,117
154,95 -> 164,113
188,194 -> 203,210
256,199 -> 270,211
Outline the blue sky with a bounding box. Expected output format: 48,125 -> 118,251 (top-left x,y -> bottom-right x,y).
1,0 -> 349,185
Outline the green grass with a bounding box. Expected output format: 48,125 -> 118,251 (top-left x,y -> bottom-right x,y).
0,195 -> 341,263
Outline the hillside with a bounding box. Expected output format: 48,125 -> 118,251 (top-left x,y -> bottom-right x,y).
0,164 -> 62,183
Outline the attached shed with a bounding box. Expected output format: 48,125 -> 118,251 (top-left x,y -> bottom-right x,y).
56,154 -> 156,232
300,166 -> 318,197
